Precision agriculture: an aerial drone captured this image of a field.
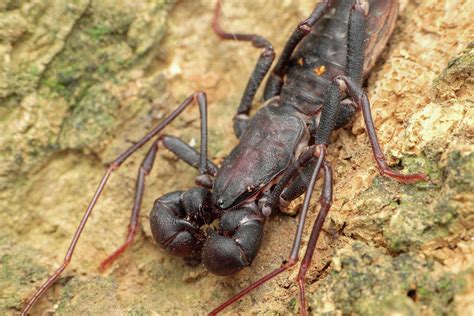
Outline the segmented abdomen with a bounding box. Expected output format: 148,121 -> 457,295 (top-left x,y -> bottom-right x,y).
281,0 -> 398,116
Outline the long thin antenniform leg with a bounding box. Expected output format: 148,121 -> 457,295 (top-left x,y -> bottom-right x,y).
209,145 -> 326,316
212,1 -> 275,137
99,136 -> 219,270
22,91 -> 208,316
263,0 -> 333,99
296,161 -> 333,315
98,140 -> 159,271
99,93 -> 214,271
161,135 -> 218,188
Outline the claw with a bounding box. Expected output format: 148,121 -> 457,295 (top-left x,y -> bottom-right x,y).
149,189 -> 213,262
202,209 -> 264,276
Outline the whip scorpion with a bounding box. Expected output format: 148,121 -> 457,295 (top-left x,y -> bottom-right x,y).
22,0 -> 427,315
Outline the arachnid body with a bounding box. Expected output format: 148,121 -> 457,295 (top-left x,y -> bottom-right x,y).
21,1 -> 428,315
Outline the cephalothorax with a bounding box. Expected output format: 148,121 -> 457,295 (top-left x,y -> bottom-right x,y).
22,1 -> 426,315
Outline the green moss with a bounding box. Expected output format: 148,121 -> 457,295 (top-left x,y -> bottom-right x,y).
384,188 -> 438,253
310,242 -> 466,316
58,85 -> 120,151
355,294 -> 418,316
287,297 -> 297,312
57,276 -> 121,314
211,288 -> 222,300
37,1 -> 174,154
36,0 -> 171,102
86,24 -> 111,41
347,152 -> 471,253
436,45 -> 474,85
0,0 -> 174,190
329,150 -> 472,313
29,65 -> 40,76
0,236 -> 48,314
401,154 -> 442,185
445,152 -> 474,192
127,305 -> 153,316
433,45 -> 473,99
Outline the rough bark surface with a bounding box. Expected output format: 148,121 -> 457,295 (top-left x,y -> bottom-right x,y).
0,0 -> 472,315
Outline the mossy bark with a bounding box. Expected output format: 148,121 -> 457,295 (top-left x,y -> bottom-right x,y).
1,0 -> 472,315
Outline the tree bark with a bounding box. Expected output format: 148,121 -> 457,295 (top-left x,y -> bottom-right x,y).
1,0 -> 472,314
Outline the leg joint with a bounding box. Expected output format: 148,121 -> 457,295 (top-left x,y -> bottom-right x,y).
355,0 -> 370,16
320,197 -> 332,208
194,91 -> 207,103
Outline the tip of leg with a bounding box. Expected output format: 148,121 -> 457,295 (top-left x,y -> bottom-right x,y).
98,243 -> 130,272
297,278 -> 308,316
383,170 -> 429,184
98,258 -> 112,273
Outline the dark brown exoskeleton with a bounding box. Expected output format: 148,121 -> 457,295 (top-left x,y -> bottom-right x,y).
22,1 -> 427,315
